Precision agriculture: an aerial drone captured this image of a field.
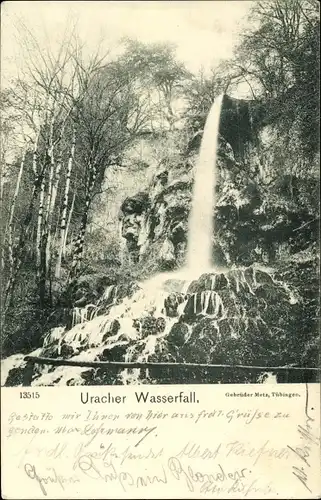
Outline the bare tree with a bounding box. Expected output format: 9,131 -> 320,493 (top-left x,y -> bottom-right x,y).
3,21 -> 79,311
65,47 -> 151,281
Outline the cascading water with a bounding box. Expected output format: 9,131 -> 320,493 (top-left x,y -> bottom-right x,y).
186,94 -> 224,272
2,93 -> 297,387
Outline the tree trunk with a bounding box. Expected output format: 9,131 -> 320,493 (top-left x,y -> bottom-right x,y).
55,128 -> 76,279
39,231 -> 48,308
36,177 -> 45,271
32,132 -> 40,177
46,150 -> 64,307
64,190 -> 76,252
4,153 -> 49,313
7,150 -> 26,273
44,145 -> 55,229
69,161 -> 97,281
38,106 -> 57,305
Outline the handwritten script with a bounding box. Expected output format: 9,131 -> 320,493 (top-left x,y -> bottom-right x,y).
287,384 -> 321,494
2,384 -> 320,499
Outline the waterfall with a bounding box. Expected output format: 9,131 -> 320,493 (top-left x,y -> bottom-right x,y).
186,94 -> 224,272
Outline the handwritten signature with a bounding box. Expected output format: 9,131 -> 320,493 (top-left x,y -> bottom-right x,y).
76,453 -> 167,491
167,456 -> 249,492
24,463 -> 80,496
287,383 -> 320,493
74,452 -> 251,494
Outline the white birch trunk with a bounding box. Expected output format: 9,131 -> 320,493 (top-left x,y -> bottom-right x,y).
55,127 -> 76,278
44,106 -> 56,228
45,151 -> 63,270
64,190 -> 76,252
69,160 -> 96,280
39,100 -> 58,299
36,177 -> 45,271
32,131 -> 40,177
7,151 -> 26,269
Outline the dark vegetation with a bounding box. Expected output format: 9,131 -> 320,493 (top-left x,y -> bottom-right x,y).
1,0 -> 319,369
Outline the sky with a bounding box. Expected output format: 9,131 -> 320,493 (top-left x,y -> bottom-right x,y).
1,1 -> 255,222
2,1 -> 254,85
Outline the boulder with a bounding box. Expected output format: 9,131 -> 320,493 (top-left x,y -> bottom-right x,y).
164,293 -> 185,317
167,322 -> 189,347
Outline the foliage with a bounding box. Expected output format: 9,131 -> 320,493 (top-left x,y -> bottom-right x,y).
1,1 -> 319,364
234,0 -> 319,156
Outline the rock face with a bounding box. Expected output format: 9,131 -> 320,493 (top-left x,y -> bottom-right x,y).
120,192 -> 151,262
120,164 -> 193,270
119,97 -> 319,270
2,95 -> 319,387
4,261 -> 317,386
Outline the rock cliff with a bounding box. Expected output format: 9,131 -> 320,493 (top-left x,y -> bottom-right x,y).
2,96 -> 319,386
119,97 -> 318,271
